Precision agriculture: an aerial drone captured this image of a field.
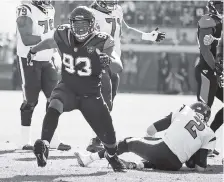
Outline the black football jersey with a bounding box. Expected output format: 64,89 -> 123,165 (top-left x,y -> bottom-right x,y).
197,14 -> 222,69
54,24 -> 114,95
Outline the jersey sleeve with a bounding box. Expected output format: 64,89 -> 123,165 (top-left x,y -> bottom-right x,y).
16,4 -> 32,18
103,34 -> 115,50
201,136 -> 216,151
54,24 -> 70,47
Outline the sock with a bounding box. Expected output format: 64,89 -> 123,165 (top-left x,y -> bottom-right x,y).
50,132 -> 61,149
98,149 -> 106,159
210,108 -> 223,132
20,126 -> 31,147
41,107 -> 61,143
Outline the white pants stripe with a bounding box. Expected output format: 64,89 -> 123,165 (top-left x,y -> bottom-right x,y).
18,57 -> 27,101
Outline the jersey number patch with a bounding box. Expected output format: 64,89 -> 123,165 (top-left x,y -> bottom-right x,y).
105,18 -> 121,37
17,7 -> 28,16
62,54 -> 92,76
38,19 -> 54,34
184,116 -> 205,139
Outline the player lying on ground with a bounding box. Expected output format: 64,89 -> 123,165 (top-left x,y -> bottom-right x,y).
86,0 -> 166,153
75,102 -> 216,172
27,6 -> 127,172
16,0 -> 71,151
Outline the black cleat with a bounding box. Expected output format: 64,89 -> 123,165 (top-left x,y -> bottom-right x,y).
22,144 -> 34,150
57,143 -> 71,151
104,152 -> 126,172
86,137 -> 104,153
33,139 -> 49,167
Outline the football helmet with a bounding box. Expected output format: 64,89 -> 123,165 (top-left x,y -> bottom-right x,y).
95,0 -> 118,12
69,6 -> 95,42
190,102 -> 211,123
32,0 -> 52,8
207,0 -> 223,18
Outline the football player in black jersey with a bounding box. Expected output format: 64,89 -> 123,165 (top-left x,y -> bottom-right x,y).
27,6 -> 126,172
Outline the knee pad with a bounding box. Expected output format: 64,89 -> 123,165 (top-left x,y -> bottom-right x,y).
48,99 -> 64,114
20,102 -> 37,126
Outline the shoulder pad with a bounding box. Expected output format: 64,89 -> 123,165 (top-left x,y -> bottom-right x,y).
198,15 -> 216,28
17,4 -> 32,17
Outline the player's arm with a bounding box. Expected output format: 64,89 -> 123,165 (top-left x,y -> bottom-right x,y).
146,113 -> 172,136
30,37 -> 57,53
195,137 -> 216,172
198,17 -> 217,70
216,32 -> 223,63
16,5 -> 41,46
102,35 -> 123,73
122,20 -> 165,42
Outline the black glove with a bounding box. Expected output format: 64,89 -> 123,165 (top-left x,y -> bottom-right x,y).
215,61 -> 223,77
99,53 -> 111,68
154,27 -> 166,42
27,49 -> 36,66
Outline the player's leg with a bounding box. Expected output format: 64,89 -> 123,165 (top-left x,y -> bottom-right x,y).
33,82 -> 76,167
86,69 -> 112,153
110,72 -> 120,103
195,65 -> 218,107
41,62 -> 71,151
17,57 -> 41,150
210,87 -> 223,132
80,96 -> 126,172
146,113 -> 172,136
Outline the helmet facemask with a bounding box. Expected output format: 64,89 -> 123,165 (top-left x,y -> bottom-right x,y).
32,0 -> 52,9
207,1 -> 223,19
190,102 -> 211,124
70,19 -> 95,42
96,0 -> 118,12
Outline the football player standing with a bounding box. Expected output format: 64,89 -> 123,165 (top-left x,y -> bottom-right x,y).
28,6 -> 126,172
87,0 -> 166,152
16,0 -> 71,151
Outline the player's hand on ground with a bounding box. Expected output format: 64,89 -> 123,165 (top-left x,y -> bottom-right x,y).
99,53 -> 111,68
151,28 -> 165,42
203,34 -> 215,45
27,49 -> 36,66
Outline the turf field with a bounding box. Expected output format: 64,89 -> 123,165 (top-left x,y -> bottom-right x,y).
0,91 -> 223,182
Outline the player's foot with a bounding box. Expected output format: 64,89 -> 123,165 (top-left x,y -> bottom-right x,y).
86,137 -> 104,153
22,144 -> 34,150
104,152 -> 126,172
74,152 -> 94,167
57,143 -> 71,151
33,139 -> 49,167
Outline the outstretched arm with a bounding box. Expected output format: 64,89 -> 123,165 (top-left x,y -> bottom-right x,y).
122,20 -> 165,42
30,37 -> 57,53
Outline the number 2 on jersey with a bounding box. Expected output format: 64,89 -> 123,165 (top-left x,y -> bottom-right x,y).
63,54 -> 92,76
184,116 -> 205,139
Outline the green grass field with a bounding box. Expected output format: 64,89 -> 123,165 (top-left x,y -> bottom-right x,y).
0,91 -> 222,182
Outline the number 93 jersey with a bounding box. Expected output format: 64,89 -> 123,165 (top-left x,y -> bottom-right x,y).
54,25 -> 115,95
163,105 -> 216,164
91,5 -> 123,57
16,2 -> 55,61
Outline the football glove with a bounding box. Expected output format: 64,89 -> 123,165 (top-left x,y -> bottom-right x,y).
99,53 -> 111,68
27,49 -> 36,66
142,28 -> 166,42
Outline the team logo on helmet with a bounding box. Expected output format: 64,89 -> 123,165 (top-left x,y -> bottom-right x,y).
95,0 -> 118,12
190,102 -> 211,123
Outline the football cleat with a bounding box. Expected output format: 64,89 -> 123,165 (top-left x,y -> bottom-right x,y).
22,144 -> 34,150
74,152 -> 94,167
33,139 -> 49,167
57,143 -> 71,151
104,152 -> 126,172
119,159 -> 140,169
86,137 -> 104,153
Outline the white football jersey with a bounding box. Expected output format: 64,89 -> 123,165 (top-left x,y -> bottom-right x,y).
163,105 -> 216,163
91,5 -> 123,57
16,2 -> 55,61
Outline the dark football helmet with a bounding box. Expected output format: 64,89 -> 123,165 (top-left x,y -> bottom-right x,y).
95,0 -> 118,12
69,6 -> 95,42
207,0 -> 223,18
190,102 -> 211,123
32,0 -> 52,8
